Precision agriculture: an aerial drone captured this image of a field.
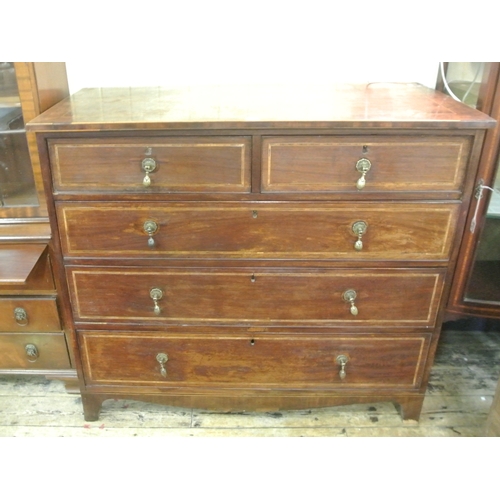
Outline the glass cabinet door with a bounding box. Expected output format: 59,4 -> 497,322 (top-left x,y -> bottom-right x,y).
0,62 -> 39,209
465,154 -> 500,306
440,62 -> 500,318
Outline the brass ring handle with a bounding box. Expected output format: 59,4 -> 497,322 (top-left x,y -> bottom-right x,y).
352,221 -> 368,251
336,354 -> 349,380
143,220 -> 159,247
25,344 -> 39,362
150,288 -> 163,315
14,307 -> 29,326
141,157 -> 157,187
355,158 -> 371,190
156,352 -> 168,377
342,289 -> 359,316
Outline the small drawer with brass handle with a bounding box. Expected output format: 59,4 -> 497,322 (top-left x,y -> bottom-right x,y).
0,298 -> 61,332
48,136 -> 251,194
261,135 -> 471,196
0,333 -> 70,370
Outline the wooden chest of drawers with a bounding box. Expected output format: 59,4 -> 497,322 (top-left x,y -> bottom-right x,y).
0,244 -> 71,372
28,84 -> 495,421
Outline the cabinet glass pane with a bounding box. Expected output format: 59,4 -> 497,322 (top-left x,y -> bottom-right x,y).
464,157 -> 500,305
0,62 -> 38,208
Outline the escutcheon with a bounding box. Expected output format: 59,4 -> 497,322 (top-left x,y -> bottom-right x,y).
156,352 -> 168,377
355,158 -> 372,190
150,288 -> 163,315
141,157 -> 157,187
342,289 -> 359,316
352,221 -> 368,251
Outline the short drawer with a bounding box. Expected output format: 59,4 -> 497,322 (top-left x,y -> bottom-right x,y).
262,135 -> 472,195
48,136 -> 251,193
67,267 -> 445,328
0,332 -> 70,370
0,298 -> 61,332
57,201 -> 460,262
79,331 -> 431,389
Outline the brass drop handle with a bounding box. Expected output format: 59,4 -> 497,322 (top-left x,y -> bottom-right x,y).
14,307 -> 28,326
355,158 -> 372,190
143,220 -> 159,247
150,288 -> 163,315
342,289 -> 359,316
141,157 -> 157,187
25,344 -> 39,362
336,354 -> 349,380
352,221 -> 368,251
156,353 -> 168,377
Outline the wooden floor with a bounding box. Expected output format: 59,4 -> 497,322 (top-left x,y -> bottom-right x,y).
1,318 -> 499,437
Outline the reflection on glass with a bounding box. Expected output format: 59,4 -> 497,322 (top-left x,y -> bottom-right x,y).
0,62 -> 38,208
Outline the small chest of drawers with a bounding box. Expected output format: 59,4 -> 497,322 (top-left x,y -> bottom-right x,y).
28,84 -> 495,421
0,244 -> 71,372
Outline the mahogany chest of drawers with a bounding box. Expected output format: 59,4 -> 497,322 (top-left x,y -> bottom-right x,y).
28,84 -> 495,421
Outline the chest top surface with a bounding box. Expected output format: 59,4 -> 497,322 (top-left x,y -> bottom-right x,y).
26,83 -> 495,132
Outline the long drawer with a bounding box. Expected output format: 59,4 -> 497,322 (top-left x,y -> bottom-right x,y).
262,135 -> 472,194
67,267 -> 445,327
57,202 -> 460,261
0,298 -> 61,332
79,331 -> 431,389
48,136 -> 251,193
0,332 -> 70,370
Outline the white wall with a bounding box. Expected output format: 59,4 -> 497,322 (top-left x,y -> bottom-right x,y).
66,61 -> 440,94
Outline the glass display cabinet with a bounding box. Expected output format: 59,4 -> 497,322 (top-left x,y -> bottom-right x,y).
438,62 -> 500,319
0,62 -> 76,387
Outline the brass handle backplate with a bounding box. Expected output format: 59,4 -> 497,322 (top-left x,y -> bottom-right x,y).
355,158 -> 371,190
14,307 -> 28,326
342,289 -> 359,316
150,288 -> 163,315
156,352 -> 168,377
25,344 -> 39,362
352,221 -> 368,251
143,220 -> 159,247
141,157 -> 157,187
336,354 -> 349,380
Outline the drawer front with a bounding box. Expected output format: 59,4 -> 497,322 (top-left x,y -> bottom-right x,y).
0,298 -> 61,332
49,136 -> 251,193
67,267 -> 445,327
80,331 -> 431,389
0,332 -> 70,370
57,202 -> 460,261
262,136 -> 471,194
